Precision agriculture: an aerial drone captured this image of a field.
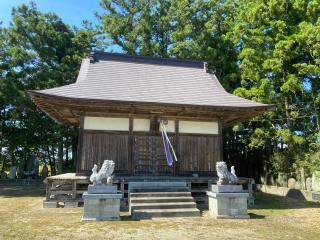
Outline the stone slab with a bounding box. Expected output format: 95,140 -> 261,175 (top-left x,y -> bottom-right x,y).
83,192 -> 122,199
88,184 -> 117,194
82,216 -> 120,221
43,201 -> 57,208
288,178 -> 296,189
312,192 -> 320,201
210,184 -> 243,193
312,171 -> 320,191
206,191 -> 249,198
64,202 -> 78,208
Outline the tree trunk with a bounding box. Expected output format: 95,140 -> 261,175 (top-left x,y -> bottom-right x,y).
72,135 -> 78,170
47,146 -> 56,176
312,95 -> 320,131
0,139 -> 5,175
284,96 -> 292,129
65,137 -> 69,163
58,139 -> 63,174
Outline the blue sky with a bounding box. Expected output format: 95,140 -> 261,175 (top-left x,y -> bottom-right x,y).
0,0 -> 102,27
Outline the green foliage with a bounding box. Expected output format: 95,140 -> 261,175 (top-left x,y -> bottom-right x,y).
0,2 -> 98,175
230,0 -> 320,175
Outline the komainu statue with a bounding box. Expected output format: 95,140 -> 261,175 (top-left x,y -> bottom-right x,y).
216,161 -> 238,185
90,160 -> 115,185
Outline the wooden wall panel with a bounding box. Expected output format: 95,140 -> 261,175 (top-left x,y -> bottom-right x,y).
177,135 -> 220,174
79,131 -> 129,173
77,130 -> 220,176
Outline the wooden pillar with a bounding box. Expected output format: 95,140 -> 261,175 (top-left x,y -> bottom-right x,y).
128,117 -> 133,175
174,119 -> 179,176
218,121 -> 223,162
72,180 -> 77,199
76,116 -> 84,173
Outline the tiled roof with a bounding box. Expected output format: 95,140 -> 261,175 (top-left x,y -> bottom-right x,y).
29,52 -> 271,109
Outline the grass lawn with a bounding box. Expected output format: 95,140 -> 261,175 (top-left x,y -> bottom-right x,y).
0,183 -> 319,240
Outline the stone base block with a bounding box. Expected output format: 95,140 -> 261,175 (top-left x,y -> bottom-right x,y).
82,192 -> 122,221
207,191 -> 249,219
43,201 -> 57,208
64,202 -> 78,208
210,184 -> 243,193
88,184 -> 117,194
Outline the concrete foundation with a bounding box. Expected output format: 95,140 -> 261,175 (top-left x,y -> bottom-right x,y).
82,192 -> 122,221
207,185 -> 249,219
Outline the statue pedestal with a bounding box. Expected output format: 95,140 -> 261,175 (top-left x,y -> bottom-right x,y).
88,184 -> 117,194
206,185 -> 250,219
82,184 -> 122,221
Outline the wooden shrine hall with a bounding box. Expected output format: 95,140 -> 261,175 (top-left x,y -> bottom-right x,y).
28,52 -> 273,209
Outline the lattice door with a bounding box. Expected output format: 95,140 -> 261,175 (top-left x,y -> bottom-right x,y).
133,135 -> 174,176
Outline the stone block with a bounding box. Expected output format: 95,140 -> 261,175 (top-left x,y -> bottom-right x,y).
207,191 -> 249,219
8,166 -> 16,179
276,173 -> 288,187
312,171 -> 320,191
64,202 -> 78,208
306,178 -> 312,191
295,181 -> 302,190
82,192 -> 122,221
288,178 -> 296,189
43,201 -> 57,208
88,184 -> 117,194
210,184 -> 243,193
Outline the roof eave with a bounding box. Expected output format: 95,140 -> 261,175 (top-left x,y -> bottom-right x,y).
28,90 -> 275,126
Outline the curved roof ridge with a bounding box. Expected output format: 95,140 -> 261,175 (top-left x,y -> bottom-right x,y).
92,52 -> 205,69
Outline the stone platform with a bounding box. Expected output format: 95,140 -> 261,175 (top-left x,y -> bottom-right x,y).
206,185 -> 249,219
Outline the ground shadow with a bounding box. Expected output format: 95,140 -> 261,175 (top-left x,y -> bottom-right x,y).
248,213 -> 265,219
252,192 -> 320,210
120,215 -> 140,221
0,184 -> 45,198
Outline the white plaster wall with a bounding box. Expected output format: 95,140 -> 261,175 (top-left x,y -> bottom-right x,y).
133,119 -> 150,132
161,120 -> 175,133
84,116 -> 129,131
179,121 -> 218,134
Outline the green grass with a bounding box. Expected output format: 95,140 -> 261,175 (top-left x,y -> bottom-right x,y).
0,184 -> 319,240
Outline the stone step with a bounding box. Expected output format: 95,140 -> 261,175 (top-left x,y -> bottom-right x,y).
128,181 -> 187,191
130,187 -> 190,193
130,196 -> 195,203
131,202 -> 197,210
130,192 -> 191,198
131,208 -> 200,219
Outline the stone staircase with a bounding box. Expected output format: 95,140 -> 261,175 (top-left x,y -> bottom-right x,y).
129,187 -> 200,219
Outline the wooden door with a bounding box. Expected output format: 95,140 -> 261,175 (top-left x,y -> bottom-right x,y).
133,135 -> 174,176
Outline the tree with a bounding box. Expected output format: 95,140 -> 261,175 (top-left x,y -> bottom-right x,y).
0,2 -> 98,176
98,0 -> 173,57
231,0 -> 320,175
